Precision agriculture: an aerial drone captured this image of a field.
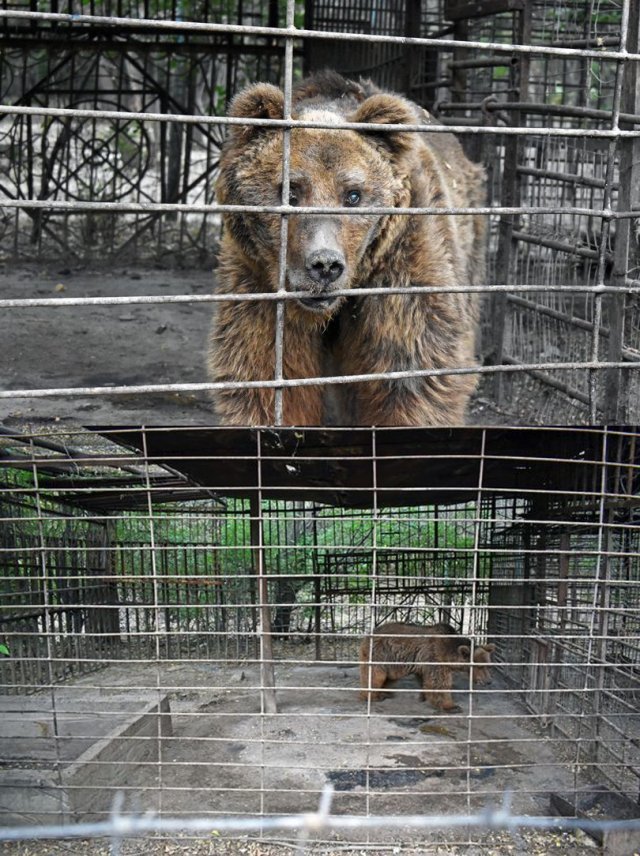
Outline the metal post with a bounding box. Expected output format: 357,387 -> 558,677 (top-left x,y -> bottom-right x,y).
605,0 -> 640,420
404,0 -> 422,96
251,433 -> 277,714
492,3 -> 531,403
311,506 -> 322,661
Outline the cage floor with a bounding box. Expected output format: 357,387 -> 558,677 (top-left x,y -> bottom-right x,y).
0,265 -> 509,427
0,691 -> 169,825
0,265 -> 214,425
15,654 -> 593,848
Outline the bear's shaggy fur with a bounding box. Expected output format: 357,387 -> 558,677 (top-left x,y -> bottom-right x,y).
208,70 -> 487,426
358,621 -> 496,711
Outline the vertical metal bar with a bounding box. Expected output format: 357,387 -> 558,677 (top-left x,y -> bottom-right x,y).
273,0 -> 296,425
530,517 -> 548,725
592,512 -> 613,757
303,0 -> 315,76
605,2 -> 640,421
141,427 -> 164,818
492,4 -> 531,403
465,428 -> 486,841
29,446 -> 65,815
550,530 -> 571,737
403,0 -> 421,95
574,427 -> 611,794
312,505 -> 322,661
252,432 -> 277,714
364,428 -> 379,842
590,0 -> 632,421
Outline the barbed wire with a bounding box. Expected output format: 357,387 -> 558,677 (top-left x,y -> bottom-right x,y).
1,786 -> 639,850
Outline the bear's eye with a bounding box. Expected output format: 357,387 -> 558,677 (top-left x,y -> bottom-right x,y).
277,185 -> 300,206
345,189 -> 361,207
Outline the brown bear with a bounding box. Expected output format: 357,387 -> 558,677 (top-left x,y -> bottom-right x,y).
208,70 -> 487,426
358,621 -> 496,711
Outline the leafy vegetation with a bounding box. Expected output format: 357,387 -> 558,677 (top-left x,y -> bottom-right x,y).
1,472 -> 484,638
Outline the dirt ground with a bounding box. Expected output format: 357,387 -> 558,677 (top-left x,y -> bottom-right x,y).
0,264 -> 510,429
0,653 -> 597,855
0,264 -> 215,426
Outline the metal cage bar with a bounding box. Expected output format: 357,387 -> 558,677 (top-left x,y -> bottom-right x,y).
1,424 -> 639,851
0,1 -> 639,423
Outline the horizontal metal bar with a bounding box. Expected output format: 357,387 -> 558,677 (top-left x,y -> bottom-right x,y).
438,99 -> 640,126
0,30 -> 299,59
0,359 -> 637,400
504,296 -> 640,362
0,10 -> 636,62
552,36 -> 622,49
0,197 -> 636,221
501,355 -> 591,405
511,230 -> 608,259
448,56 -> 518,69
2,511 -> 636,530
3,282 -> 640,310
498,100 -> 640,128
1,103 -> 639,139
515,165 -> 611,190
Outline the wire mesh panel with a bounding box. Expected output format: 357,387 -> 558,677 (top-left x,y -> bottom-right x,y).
1,425 -> 639,853
0,0 -> 639,425
0,0 -> 286,263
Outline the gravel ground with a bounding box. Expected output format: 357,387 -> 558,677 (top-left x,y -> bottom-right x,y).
0,828 -> 596,856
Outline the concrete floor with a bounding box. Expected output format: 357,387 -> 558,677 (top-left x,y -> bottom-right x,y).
0,654 -> 594,849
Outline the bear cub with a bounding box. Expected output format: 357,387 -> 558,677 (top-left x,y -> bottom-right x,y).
359,621 -> 496,712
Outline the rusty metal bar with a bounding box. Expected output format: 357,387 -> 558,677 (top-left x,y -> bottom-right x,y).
4,102 -> 640,138
0,10 -> 636,62
0,358 -> 637,401
605,0 -> 640,420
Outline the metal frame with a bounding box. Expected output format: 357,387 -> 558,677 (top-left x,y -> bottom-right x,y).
1,424 -> 639,850
0,1 -> 639,422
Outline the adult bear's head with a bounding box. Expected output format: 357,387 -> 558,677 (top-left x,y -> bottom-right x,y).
216,78 -> 418,317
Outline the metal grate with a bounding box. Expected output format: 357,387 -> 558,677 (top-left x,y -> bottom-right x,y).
0,1 -> 638,424
1,425 -> 639,851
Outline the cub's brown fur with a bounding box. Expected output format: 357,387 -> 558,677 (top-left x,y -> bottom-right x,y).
358,621 -> 496,711
208,70 -> 487,426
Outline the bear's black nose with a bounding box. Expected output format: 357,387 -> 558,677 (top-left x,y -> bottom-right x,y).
306,251 -> 345,286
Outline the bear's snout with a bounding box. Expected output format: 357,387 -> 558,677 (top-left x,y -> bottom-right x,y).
305,249 -> 345,287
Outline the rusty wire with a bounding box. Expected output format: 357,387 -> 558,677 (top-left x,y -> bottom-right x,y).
1,424 -> 639,846
0,2 -> 639,420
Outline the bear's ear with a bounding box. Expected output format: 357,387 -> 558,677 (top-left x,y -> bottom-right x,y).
482,643 -> 497,653
349,93 -> 416,160
457,644 -> 471,658
227,83 -> 284,143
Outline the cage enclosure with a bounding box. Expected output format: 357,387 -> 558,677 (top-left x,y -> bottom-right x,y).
0,425 -> 639,850
0,0 -> 639,425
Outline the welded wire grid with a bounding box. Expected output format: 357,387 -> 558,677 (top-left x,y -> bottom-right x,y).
1,424 -> 639,852
0,1 -> 639,424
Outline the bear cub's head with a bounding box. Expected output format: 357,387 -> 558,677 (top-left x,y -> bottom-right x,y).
456,641 -> 497,686
217,76 -> 418,317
